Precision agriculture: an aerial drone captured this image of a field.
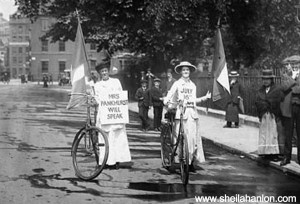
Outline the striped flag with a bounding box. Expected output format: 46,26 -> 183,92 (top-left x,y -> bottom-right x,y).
66,17 -> 90,110
212,28 -> 230,109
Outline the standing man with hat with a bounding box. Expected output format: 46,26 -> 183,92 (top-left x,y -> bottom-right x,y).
150,77 -> 164,131
255,69 -> 284,161
224,70 -> 244,128
163,68 -> 176,97
281,65 -> 300,166
164,61 -> 211,171
135,79 -> 151,131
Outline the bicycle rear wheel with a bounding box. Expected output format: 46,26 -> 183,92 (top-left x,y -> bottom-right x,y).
160,123 -> 173,168
72,126 -> 109,180
179,132 -> 189,185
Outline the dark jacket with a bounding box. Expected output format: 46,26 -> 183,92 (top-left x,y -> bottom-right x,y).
255,84 -> 284,120
135,87 -> 150,107
280,74 -> 297,117
150,86 -> 164,107
228,81 -> 244,105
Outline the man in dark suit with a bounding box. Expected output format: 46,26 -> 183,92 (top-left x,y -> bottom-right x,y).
150,78 -> 164,131
135,80 -> 151,131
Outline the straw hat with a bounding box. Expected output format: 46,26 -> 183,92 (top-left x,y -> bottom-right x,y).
228,70 -> 240,77
261,69 -> 275,78
174,61 -> 196,74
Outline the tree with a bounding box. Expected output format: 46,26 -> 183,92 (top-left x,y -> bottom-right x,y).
15,0 -> 300,73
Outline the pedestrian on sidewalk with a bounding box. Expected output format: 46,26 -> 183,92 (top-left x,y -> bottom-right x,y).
280,65 -> 297,166
162,68 -> 176,97
255,69 -> 284,162
42,74 -> 48,88
164,61 -> 211,172
281,64 -> 300,166
94,62 -> 131,169
150,78 -> 164,131
135,79 -> 151,131
224,70 -> 244,128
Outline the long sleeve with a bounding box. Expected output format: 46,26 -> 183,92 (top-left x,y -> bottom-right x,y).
163,81 -> 178,105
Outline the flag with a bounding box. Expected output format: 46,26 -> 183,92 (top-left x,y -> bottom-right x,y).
212,28 -> 230,109
66,17 -> 90,110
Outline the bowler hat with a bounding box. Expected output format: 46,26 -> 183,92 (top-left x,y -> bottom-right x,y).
95,61 -> 110,72
229,70 -> 240,77
261,69 -> 275,78
154,78 -> 161,82
140,79 -> 147,84
174,61 -> 196,74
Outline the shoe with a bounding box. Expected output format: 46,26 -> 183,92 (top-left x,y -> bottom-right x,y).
115,162 -> 120,170
280,158 -> 291,166
189,165 -> 196,173
223,125 -> 231,128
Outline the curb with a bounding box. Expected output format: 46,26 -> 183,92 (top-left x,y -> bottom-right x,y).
196,106 -> 260,128
128,103 -> 300,178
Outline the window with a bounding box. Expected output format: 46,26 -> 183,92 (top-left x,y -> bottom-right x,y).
59,61 -> 66,73
12,57 -> 17,64
18,36 -> 22,42
12,47 -> 17,54
41,40 -> 48,52
12,36 -> 17,42
42,19 -> 49,31
58,41 -> 65,52
90,43 -> 96,50
18,47 -> 22,54
41,61 -> 49,73
18,57 -> 23,64
18,26 -> 23,34
90,60 -> 96,69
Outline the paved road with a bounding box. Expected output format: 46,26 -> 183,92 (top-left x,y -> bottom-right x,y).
0,83 -> 300,204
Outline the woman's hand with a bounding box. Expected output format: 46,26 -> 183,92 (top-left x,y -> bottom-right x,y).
205,91 -> 211,100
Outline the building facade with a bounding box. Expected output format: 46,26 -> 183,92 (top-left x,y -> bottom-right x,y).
0,13 -> 10,70
8,14 -> 30,78
30,16 -> 105,81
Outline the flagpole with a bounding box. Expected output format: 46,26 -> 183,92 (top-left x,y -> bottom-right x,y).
206,17 -> 221,113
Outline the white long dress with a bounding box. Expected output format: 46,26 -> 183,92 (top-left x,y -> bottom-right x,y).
94,77 -> 131,165
164,77 -> 205,165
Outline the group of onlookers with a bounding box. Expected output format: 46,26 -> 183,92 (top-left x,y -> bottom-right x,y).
255,66 -> 300,166
135,69 -> 176,131
135,63 -> 300,167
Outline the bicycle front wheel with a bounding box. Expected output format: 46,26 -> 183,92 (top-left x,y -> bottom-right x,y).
179,132 -> 189,185
160,123 -> 172,168
72,126 -> 109,181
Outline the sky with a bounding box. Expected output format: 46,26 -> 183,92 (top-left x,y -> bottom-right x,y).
0,0 -> 18,20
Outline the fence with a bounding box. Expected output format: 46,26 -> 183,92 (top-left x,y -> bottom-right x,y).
191,76 -> 282,117
121,73 -> 282,117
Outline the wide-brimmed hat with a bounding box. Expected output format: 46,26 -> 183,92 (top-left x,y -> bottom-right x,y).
261,69 -> 275,78
229,70 -> 240,77
154,78 -> 161,82
174,61 -> 196,74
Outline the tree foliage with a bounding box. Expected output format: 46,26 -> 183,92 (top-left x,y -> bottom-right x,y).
15,0 -> 300,72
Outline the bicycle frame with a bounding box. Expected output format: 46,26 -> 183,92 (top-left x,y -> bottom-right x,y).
168,106 -> 186,163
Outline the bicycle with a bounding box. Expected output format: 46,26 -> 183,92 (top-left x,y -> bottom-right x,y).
70,93 -> 109,181
160,102 -> 189,185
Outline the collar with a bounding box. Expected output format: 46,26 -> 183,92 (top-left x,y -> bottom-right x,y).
179,77 -> 191,84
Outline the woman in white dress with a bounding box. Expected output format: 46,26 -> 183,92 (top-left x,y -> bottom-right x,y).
164,61 -> 211,171
93,62 -> 131,168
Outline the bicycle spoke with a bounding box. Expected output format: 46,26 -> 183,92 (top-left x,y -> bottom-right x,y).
72,127 -> 109,180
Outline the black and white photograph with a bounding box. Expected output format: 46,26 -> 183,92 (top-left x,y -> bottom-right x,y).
0,0 -> 300,203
